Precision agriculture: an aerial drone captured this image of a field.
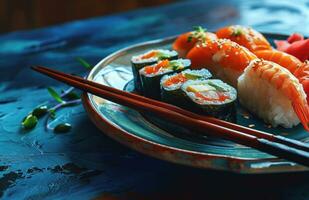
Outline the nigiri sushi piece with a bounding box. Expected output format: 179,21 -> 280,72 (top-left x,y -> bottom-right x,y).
254,49 -> 309,102
173,26 -> 217,57
187,39 -> 257,87
238,59 -> 309,130
216,25 -> 272,52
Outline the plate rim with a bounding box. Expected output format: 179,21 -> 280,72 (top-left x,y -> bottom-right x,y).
82,33 -> 308,173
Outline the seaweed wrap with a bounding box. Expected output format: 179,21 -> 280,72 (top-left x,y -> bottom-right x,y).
181,79 -> 237,122
160,69 -> 212,107
140,59 -> 190,99
131,49 -> 178,92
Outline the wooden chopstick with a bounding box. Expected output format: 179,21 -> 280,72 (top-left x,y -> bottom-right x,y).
34,66 -> 309,153
31,66 -> 309,167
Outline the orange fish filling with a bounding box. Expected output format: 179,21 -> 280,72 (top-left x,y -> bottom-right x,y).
141,51 -> 157,59
144,59 -> 170,75
195,91 -> 230,102
164,73 -> 187,87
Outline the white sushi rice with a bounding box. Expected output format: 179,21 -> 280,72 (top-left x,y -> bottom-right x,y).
238,61 -> 303,128
205,63 -> 241,88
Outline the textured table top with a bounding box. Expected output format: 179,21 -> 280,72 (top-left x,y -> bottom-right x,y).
1,0 -> 309,199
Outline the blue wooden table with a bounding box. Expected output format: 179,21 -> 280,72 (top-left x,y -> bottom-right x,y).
1,0 -> 309,199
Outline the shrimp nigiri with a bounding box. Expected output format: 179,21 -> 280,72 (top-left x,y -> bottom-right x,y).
216,25 -> 272,52
254,49 -> 309,102
187,39 -> 257,87
238,59 -> 309,130
173,26 -> 217,57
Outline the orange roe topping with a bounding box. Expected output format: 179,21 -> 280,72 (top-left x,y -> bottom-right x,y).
141,51 -> 157,59
144,59 -> 170,75
164,73 -> 187,87
195,91 -> 230,102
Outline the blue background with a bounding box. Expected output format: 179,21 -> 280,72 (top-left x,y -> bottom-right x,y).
1,0 -> 309,199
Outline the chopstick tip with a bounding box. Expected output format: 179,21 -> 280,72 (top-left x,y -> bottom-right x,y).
30,65 -> 39,71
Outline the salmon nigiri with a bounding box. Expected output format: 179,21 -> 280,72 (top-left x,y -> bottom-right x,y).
172,26 -> 217,58
238,59 -> 309,131
187,39 -> 257,87
216,25 -> 272,52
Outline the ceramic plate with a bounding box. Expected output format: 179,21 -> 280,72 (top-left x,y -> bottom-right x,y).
82,33 -> 309,174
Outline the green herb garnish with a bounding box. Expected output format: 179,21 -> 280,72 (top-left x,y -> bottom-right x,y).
187,26 -> 207,43
76,57 -> 93,70
231,27 -> 244,37
49,109 -> 56,119
54,123 -> 72,133
32,106 -> 48,118
187,35 -> 193,43
22,114 -> 38,130
23,58 -> 92,133
193,26 -> 206,33
47,87 -> 63,103
66,91 -> 80,100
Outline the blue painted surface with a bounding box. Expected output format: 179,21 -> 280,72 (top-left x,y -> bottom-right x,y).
1,0 -> 309,199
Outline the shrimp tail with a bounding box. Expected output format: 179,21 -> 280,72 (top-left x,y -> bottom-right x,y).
293,101 -> 309,132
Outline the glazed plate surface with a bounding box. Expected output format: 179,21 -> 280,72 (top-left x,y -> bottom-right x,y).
83,34 -> 309,173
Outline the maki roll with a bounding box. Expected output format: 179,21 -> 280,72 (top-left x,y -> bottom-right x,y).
140,59 -> 190,99
131,49 -> 178,92
160,69 -> 212,107
181,79 -> 237,122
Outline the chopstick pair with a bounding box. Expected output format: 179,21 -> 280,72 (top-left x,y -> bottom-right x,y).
32,66 -> 309,167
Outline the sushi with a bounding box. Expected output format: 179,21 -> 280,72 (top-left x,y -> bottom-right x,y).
238,59 -> 309,130
187,39 -> 257,87
181,79 -> 237,122
139,59 -> 191,99
173,26 -> 217,57
160,69 -> 212,107
254,50 -> 309,102
131,49 -> 178,92
216,25 -> 272,52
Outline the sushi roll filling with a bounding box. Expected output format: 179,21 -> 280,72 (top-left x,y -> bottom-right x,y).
132,50 -> 176,63
194,91 -> 230,102
162,69 -> 212,90
163,73 -> 187,87
143,59 -> 185,76
184,80 -> 236,104
163,71 -> 206,87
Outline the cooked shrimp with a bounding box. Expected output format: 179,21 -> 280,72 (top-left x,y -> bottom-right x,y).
216,25 -> 272,52
294,61 -> 309,102
238,59 -> 309,130
255,49 -> 302,74
255,50 -> 309,102
187,39 -> 257,87
173,26 -> 217,57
